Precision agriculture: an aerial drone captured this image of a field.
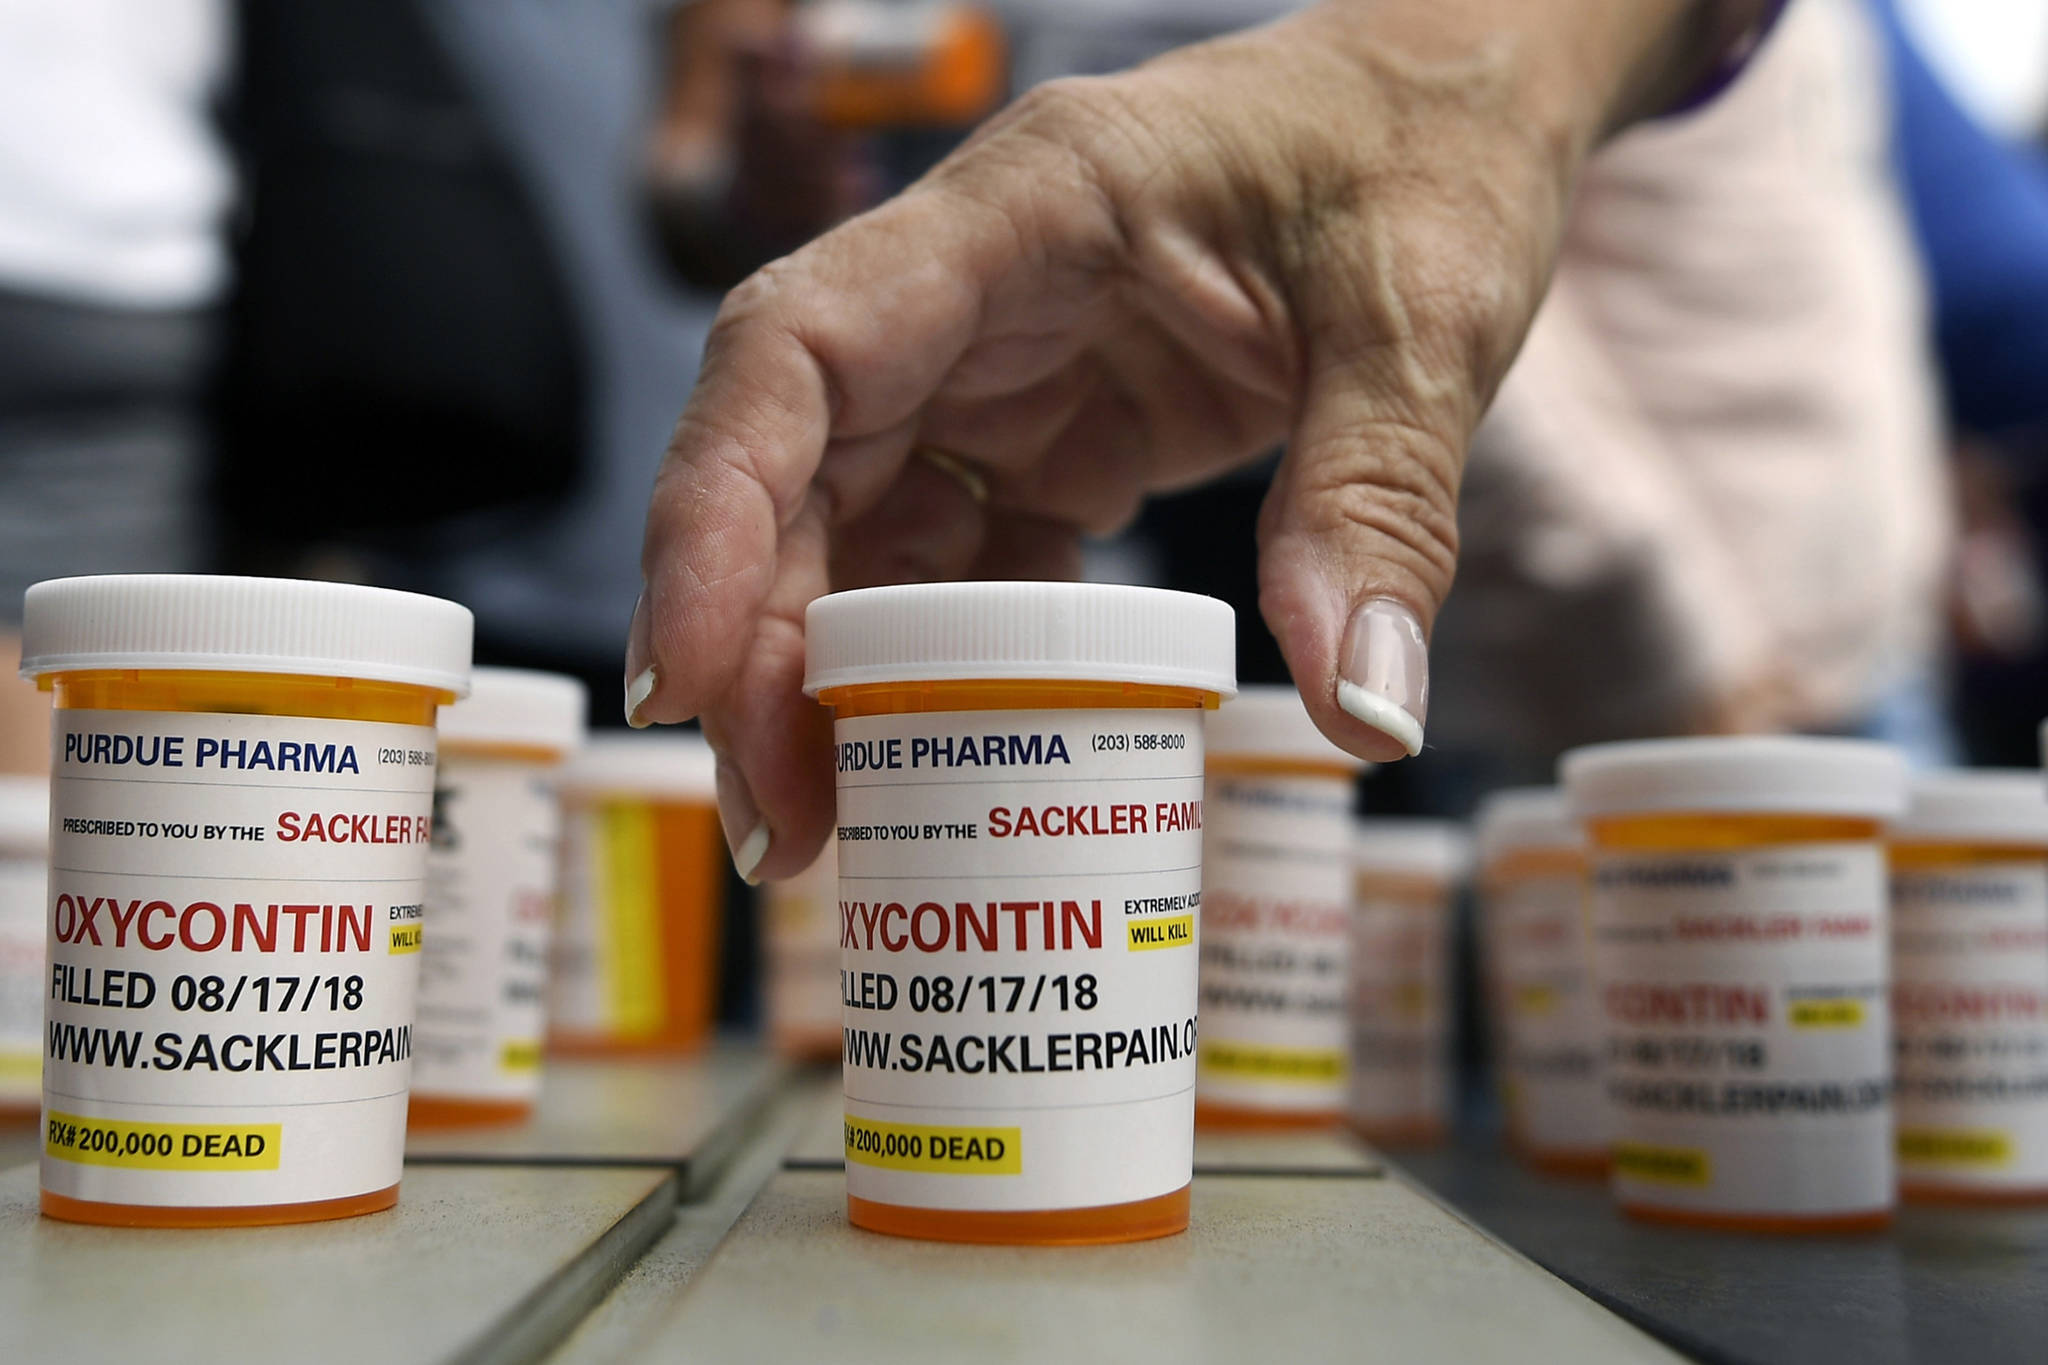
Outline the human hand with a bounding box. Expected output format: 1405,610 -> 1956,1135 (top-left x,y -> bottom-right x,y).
630,0 -> 1741,880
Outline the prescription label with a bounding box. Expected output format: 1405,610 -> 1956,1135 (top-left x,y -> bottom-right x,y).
413,756 -> 560,1104
42,710 -> 435,1208
1589,842 -> 1891,1217
1489,870 -> 1608,1156
1892,859 -> 2048,1191
1196,772 -> 1351,1112
1348,888 -> 1451,1134
834,707 -> 1203,1212
0,850 -> 44,1107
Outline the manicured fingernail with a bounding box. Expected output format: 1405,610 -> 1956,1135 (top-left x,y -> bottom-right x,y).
624,591 -> 656,727
715,755 -> 771,884
1336,598 -> 1428,757
625,668 -> 658,729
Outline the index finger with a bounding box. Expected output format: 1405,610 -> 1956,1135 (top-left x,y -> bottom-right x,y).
628,183 -> 1050,726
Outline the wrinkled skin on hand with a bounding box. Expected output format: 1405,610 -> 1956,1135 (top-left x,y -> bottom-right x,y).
630,0 -> 1716,879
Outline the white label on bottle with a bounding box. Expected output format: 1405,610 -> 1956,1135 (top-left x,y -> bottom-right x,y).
1487,868 -> 1608,1156
1590,842 -> 1891,1216
766,844 -> 842,1050
413,756 -> 560,1104
1892,859 -> 2048,1190
1348,885 -> 1451,1134
835,707 -> 1203,1212
549,801 -> 608,1036
42,709 -> 435,1208
0,850 -> 44,1107
1196,771 -> 1350,1112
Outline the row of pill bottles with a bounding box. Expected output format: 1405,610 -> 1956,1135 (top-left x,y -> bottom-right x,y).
1130,682 -> 1475,1142
0,775 -> 45,1117
548,734 -> 724,1057
1475,787 -> 1608,1173
1193,686 -> 1366,1128
1483,758 -> 2048,1218
408,668 -> 587,1127
1346,820 -> 1469,1144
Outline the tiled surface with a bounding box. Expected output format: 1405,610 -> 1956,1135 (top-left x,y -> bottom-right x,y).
0,1118 -> 37,1171
406,1047 -> 785,1195
1,1161 -> 675,1365
45,1062 -> 2038,1365
1397,1139 -> 2048,1365
615,1167 -> 1682,1365
546,1085 -> 823,1365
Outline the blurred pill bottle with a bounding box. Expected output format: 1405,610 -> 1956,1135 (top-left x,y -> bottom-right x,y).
1891,767 -> 2048,1204
1563,736 -> 1906,1232
409,668 -> 588,1127
801,0 -> 1006,129
22,573 -> 471,1226
1196,685 -> 1364,1129
0,776 -> 48,1117
763,841 -> 843,1063
1476,787 -> 1607,1175
548,734 -> 723,1056
807,581 -> 1233,1245
1347,819 -> 1471,1148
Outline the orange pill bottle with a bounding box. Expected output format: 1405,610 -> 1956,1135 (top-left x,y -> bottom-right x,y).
1195,685 -> 1364,1129
805,581 -> 1235,1245
1347,819 -> 1470,1148
1890,768 -> 2048,1203
548,734 -> 723,1056
408,668 -> 588,1127
1562,736 -> 1906,1232
1475,787 -> 1607,1175
0,776 -> 49,1117
763,842 -> 845,1063
802,0 -> 1007,129
21,574 -> 472,1226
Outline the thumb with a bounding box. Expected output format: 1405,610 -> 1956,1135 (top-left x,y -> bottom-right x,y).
1256,355 -> 1468,764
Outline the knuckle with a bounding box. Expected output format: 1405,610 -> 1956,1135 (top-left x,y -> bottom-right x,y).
1284,431 -> 1462,593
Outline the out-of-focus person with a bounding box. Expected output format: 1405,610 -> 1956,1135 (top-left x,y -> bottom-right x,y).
0,0 -> 233,773
1428,0 -> 1953,779
218,0 -> 889,702
625,0 -> 1791,881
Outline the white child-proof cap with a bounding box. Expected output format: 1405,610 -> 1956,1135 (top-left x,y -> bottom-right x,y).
802,581 -> 1236,697
438,667 -> 589,755
1894,769 -> 2048,847
1354,818 -> 1473,883
560,732 -> 717,803
1561,735 -> 1908,820
1474,787 -> 1581,866
1208,685 -> 1366,767
18,574 -> 474,697
0,776 -> 48,852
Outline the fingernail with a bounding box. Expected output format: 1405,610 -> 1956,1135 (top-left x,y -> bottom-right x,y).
1336,598 -> 1428,757
624,591 -> 657,728
625,668 -> 658,729
715,755 -> 771,884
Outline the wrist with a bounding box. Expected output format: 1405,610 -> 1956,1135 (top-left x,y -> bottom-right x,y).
1294,0 -> 1763,149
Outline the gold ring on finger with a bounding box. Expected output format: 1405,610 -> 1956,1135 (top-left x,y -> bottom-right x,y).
914,445 -> 990,506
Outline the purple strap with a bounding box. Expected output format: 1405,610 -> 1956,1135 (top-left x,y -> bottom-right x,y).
1664,0 -> 1792,116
